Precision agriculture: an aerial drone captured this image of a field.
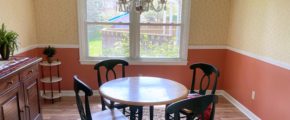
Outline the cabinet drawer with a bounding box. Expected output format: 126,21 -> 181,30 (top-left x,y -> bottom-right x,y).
0,75 -> 20,93
20,65 -> 39,81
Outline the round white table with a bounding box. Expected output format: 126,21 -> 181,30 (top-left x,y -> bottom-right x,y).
99,76 -> 188,120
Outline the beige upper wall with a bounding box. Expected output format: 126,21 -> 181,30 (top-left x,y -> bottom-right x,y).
35,0 -> 78,45
0,0 -> 37,49
35,0 -> 230,46
228,0 -> 290,64
189,0 -> 230,45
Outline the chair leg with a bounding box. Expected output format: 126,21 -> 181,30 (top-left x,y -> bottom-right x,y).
129,106 -> 138,120
174,112 -> 180,120
102,105 -> 106,110
165,104 -> 169,120
165,112 -> 170,120
101,99 -> 106,111
123,108 -> 126,114
137,107 -> 143,120
150,106 -> 154,120
186,115 -> 191,120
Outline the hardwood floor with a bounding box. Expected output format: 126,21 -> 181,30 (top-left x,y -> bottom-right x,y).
41,96 -> 249,120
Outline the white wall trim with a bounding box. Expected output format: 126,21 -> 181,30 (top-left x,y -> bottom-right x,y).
227,46 -> 290,71
15,44 -> 79,55
188,45 -> 227,49
37,44 -> 79,48
189,45 -> 290,71
220,90 -> 261,120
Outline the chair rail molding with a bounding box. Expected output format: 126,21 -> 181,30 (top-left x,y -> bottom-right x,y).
188,45 -> 227,49
227,46 -> 290,71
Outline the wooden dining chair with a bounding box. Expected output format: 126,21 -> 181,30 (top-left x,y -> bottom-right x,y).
73,75 -> 127,120
181,63 -> 219,119
165,95 -> 218,120
189,63 -> 220,95
94,59 -> 143,119
94,59 -> 129,110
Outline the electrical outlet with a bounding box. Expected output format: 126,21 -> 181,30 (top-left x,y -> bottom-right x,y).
251,91 -> 255,100
138,74 -> 143,76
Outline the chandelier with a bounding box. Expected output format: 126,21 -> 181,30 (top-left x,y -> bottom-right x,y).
117,0 -> 167,13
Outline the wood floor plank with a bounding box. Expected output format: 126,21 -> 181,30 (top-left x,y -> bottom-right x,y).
41,96 -> 249,120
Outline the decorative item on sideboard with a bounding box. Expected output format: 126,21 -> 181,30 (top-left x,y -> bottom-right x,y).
43,45 -> 56,63
0,23 -> 19,60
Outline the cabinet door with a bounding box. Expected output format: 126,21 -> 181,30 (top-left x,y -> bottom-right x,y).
0,84 -> 25,120
24,78 -> 41,120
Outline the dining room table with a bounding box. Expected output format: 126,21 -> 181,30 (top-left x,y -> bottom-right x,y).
99,76 -> 188,120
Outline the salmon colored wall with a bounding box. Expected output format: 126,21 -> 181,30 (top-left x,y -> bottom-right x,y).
18,48 -> 226,90
16,48 -> 40,57
223,50 -> 290,120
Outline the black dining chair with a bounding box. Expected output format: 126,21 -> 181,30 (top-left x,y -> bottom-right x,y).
73,75 -> 127,120
181,63 -> 219,119
189,63 -> 220,95
165,95 -> 218,120
94,59 -> 143,119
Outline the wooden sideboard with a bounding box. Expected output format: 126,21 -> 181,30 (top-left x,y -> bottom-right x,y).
0,57 -> 42,120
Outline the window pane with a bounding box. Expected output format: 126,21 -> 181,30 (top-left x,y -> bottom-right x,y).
140,0 -> 182,24
140,25 -> 181,58
87,0 -> 129,23
87,24 -> 129,57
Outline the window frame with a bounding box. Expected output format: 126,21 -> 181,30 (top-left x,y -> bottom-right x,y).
77,0 -> 191,65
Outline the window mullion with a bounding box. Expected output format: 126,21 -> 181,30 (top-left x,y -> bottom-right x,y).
129,12 -> 140,60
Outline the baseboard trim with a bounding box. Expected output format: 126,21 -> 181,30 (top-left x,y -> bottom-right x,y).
220,90 -> 261,120
37,44 -> 79,48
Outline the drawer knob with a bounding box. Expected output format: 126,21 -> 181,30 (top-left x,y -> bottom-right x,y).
27,70 -> 34,75
7,81 -> 14,85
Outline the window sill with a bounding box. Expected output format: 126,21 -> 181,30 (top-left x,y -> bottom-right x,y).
80,59 -> 188,66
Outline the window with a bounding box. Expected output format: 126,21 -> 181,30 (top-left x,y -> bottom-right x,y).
78,0 -> 191,65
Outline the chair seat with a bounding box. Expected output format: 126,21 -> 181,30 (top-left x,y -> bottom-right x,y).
92,108 -> 128,120
180,93 -> 211,120
181,106 -> 211,119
